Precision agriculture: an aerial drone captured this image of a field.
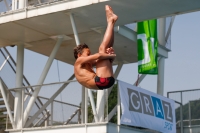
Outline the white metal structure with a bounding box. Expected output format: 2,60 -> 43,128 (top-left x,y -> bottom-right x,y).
0,0 -> 200,133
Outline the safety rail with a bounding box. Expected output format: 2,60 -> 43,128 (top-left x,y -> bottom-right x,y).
0,0 -> 70,14
3,79 -> 160,133
168,88 -> 200,133
0,47 -> 48,110
6,80 -> 83,129
0,47 -> 48,129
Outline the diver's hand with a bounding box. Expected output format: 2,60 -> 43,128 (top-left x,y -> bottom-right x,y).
106,47 -> 115,55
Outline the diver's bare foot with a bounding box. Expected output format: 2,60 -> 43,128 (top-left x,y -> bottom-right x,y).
105,5 -> 118,23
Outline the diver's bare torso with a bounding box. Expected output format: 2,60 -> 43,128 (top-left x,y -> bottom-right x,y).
74,62 -> 98,89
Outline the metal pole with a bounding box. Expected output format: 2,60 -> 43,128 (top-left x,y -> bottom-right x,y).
108,62 -> 123,95
0,55 -> 10,71
117,81 -> 120,133
189,101 -> 192,133
23,36 -> 63,126
165,16 -> 175,41
21,88 -> 25,129
105,105 -> 117,121
14,44 -> 24,129
189,101 -> 191,126
96,29 -> 106,122
96,90 -> 105,122
133,74 -> 146,86
18,0 -> 25,9
81,86 -> 85,123
51,102 -> 53,126
15,0 -> 18,9
180,92 -> 183,133
70,13 -> 80,46
12,0 -> 15,10
158,17 -> 166,46
157,17 -> 166,96
157,57 -> 165,95
0,80 -> 15,129
85,88 -> 88,123
88,89 -> 99,122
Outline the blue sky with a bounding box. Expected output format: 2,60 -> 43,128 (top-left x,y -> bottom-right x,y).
1,1 -> 200,97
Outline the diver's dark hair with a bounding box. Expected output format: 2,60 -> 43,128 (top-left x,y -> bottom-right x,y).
73,43 -> 89,59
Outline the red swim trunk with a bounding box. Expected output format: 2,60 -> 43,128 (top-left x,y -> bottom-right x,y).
95,76 -> 115,90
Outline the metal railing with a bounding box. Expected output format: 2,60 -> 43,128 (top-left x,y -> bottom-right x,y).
6,80 -> 83,127
0,47 -> 50,129
168,88 -> 200,133
0,0 -> 70,14
0,47 -> 47,109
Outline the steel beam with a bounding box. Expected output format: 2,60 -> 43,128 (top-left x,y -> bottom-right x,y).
24,74 -> 75,127
0,55 -> 10,71
70,13 -> 80,45
108,62 -> 123,96
114,26 -> 137,42
105,105 -> 117,121
0,79 -> 15,128
134,74 -> 146,86
23,36 -> 63,126
165,16 -> 175,42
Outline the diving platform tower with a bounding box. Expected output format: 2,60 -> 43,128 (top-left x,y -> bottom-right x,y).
0,0 -> 200,133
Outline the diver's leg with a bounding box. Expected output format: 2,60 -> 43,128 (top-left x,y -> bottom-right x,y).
98,5 -> 118,54
96,5 -> 118,78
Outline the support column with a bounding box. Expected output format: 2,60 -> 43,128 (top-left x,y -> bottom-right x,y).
96,90 -> 105,122
14,44 -> 24,129
96,28 -> 106,122
81,86 -> 85,123
51,102 -> 53,126
12,0 -> 15,10
70,12 -> 87,123
18,0 -> 25,9
70,13 -> 80,46
158,17 -> 166,46
23,36 -> 63,126
157,57 -> 165,95
117,82 -> 120,132
189,101 -> 191,126
85,88 -> 88,123
88,89 -> 99,122
157,18 -> 166,96
0,80 -> 15,128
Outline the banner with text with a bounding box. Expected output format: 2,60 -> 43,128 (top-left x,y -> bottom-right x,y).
119,81 -> 176,133
137,19 -> 158,74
